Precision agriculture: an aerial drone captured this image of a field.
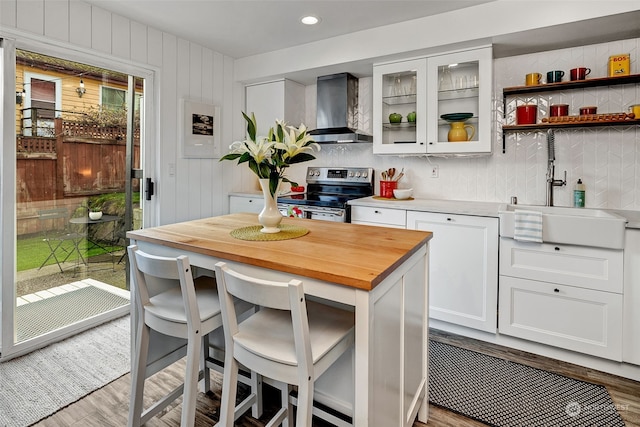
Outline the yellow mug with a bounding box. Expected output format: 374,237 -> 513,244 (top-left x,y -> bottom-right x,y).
525,73 -> 542,86
629,104 -> 640,119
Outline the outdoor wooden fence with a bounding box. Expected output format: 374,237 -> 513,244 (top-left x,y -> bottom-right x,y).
16,118 -> 140,236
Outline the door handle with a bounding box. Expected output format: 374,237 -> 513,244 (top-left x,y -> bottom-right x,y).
145,177 -> 155,201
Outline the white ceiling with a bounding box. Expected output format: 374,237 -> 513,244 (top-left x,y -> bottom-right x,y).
83,0 -> 494,59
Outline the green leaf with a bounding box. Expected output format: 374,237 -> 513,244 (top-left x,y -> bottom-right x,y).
219,153 -> 242,161
276,122 -> 285,142
243,111 -> 257,141
287,153 -> 316,164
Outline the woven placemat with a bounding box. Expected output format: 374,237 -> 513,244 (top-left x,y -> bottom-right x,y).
230,224 -> 309,241
372,196 -> 414,201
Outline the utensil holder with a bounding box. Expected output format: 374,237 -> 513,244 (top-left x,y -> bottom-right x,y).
380,180 -> 398,198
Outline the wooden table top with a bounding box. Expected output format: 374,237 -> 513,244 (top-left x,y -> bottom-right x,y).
127,213 -> 432,291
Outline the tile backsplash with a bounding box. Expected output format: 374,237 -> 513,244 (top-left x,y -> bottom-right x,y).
304,37 -> 640,211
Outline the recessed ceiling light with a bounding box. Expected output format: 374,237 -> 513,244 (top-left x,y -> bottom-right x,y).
301,15 -> 320,25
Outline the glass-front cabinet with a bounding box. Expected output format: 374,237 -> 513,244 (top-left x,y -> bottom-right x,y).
373,59 -> 427,154
373,46 -> 492,155
426,46 -> 492,154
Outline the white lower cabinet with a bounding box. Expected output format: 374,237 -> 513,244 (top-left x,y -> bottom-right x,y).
407,211 -> 498,333
623,229 -> 640,365
499,238 -> 624,361
499,276 -> 623,361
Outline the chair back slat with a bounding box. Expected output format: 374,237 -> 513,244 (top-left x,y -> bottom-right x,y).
217,264 -> 296,311
128,245 -> 200,331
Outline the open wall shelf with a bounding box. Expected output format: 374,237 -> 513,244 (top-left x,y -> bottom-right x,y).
501,73 -> 640,153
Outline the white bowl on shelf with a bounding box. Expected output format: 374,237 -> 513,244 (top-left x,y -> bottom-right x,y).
393,188 -> 413,200
89,211 -> 103,220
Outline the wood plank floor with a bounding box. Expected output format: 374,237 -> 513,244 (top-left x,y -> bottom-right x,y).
33,329 -> 640,426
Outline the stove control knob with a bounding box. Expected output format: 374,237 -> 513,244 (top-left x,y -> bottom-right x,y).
362,172 -> 368,178
348,171 -> 354,177
355,172 -> 361,178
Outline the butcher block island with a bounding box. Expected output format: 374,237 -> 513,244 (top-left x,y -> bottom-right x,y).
127,213 -> 432,427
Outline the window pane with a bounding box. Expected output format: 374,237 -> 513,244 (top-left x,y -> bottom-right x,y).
102,86 -> 126,110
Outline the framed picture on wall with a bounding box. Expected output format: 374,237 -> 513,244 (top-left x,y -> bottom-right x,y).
180,99 -> 221,158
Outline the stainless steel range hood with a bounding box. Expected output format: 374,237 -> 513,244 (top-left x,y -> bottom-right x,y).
310,73 -> 373,144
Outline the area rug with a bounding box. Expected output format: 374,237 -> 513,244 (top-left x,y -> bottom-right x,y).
0,315 -> 130,427
429,340 -> 625,426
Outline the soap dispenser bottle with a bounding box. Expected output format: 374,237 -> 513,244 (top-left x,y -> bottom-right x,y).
574,179 -> 585,208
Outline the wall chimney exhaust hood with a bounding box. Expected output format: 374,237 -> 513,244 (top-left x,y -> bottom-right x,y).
310,73 -> 373,144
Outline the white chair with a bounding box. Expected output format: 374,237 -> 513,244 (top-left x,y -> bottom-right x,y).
127,245 -> 256,427
214,261 -> 355,427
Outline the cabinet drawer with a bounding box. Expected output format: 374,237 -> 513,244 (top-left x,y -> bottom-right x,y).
351,206 -> 406,228
229,195 -> 263,214
499,276 -> 622,361
499,238 -> 623,293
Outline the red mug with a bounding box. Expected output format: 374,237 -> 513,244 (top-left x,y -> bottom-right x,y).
516,105 -> 537,125
550,104 -> 569,117
570,67 -> 591,81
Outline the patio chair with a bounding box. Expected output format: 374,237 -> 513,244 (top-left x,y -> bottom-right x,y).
37,208 -> 85,272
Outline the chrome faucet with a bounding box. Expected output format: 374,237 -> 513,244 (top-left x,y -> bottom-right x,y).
546,130 -> 566,206
546,162 -> 566,206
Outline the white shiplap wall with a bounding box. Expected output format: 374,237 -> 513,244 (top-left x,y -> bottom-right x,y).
1,0 -> 237,226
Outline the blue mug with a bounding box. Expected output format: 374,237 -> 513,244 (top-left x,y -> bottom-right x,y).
546,70 -> 565,83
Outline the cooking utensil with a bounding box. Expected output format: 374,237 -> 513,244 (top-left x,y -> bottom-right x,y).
388,168 -> 396,180
382,171 -> 388,180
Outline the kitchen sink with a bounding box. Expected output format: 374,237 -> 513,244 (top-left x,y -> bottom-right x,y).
499,204 -> 627,249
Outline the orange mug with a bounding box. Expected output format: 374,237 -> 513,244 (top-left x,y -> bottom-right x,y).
525,73 -> 542,86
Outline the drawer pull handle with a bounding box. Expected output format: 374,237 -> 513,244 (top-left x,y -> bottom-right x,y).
447,218 -> 452,221
374,210 -> 381,214
554,246 -> 560,251
554,288 -> 560,293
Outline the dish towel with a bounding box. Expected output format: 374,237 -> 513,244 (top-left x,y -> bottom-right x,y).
514,209 -> 543,243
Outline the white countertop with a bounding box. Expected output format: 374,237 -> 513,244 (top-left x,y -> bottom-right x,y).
348,196 -> 506,218
231,192 -> 640,229
348,196 -> 640,229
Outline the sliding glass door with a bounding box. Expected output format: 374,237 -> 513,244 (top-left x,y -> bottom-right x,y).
1,37 -> 154,360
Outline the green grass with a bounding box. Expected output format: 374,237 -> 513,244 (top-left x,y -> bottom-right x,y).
17,235 -> 122,272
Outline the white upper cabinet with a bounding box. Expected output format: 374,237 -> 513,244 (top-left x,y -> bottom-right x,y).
245,79 -> 305,135
373,59 -> 427,154
373,46 -> 492,155
426,46 -> 493,154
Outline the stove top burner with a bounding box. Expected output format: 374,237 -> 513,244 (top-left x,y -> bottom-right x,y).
278,167 -> 374,209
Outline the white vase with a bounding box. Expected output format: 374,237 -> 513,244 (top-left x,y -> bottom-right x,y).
258,178 -> 283,233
